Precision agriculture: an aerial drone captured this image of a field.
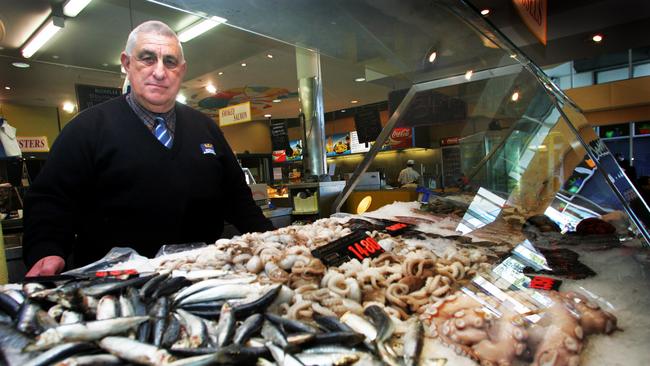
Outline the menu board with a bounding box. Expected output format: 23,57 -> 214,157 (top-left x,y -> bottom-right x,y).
326,133 -> 351,156
287,139 -> 303,161
270,119 -> 290,152
442,145 -> 462,188
354,107 -> 383,143
349,131 -> 370,154
75,84 -> 121,111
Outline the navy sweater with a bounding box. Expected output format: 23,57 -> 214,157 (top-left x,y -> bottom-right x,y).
23,95 -> 273,268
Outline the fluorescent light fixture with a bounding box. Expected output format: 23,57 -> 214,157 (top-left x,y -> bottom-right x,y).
178,16 -> 226,43
350,100 -> 359,104
22,18 -> 64,58
272,99 -> 282,103
465,70 -> 473,80
206,84 -> 217,94
176,94 -> 187,104
264,114 -> 272,118
12,62 -> 30,68
62,101 -> 76,113
63,0 -> 92,17
354,77 -> 366,82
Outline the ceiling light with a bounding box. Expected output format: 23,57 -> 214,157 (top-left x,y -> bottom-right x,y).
511,91 -> 520,101
12,62 -> 30,68
178,16 -> 227,43
218,72 -> 223,75
266,54 -> 273,59
354,77 -> 366,82
62,101 -> 76,113
272,99 -> 282,103
4,86 -> 10,90
22,18 -> 64,58
52,55 -> 59,59
480,9 -> 490,16
350,100 -> 359,104
102,63 -> 108,67
241,62 -> 247,67
63,0 -> 93,17
206,84 -> 217,94
264,114 -> 272,118
341,109 -> 346,112
428,51 -> 437,63
592,34 -> 604,43
176,94 -> 187,104
465,70 -> 473,80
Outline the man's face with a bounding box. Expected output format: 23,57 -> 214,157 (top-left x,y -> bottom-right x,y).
120,33 -> 186,113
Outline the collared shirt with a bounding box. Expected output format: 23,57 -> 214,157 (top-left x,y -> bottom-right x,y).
126,92 -> 176,138
398,166 -> 420,185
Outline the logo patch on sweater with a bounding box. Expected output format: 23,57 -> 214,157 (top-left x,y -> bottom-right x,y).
200,143 -> 216,155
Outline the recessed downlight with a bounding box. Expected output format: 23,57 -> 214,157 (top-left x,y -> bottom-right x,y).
272,99 -> 282,103
4,86 -> 10,90
12,62 -> 30,68
480,9 -> 490,16
465,70 -> 473,80
350,100 -> 359,104
264,114 -> 272,118
241,62 -> 247,67
428,51 -> 437,63
206,84 -> 217,93
218,71 -> 224,75
355,77 -> 366,82
592,34 -> 604,43
62,101 -> 76,113
511,91 -> 520,102
266,54 -> 273,59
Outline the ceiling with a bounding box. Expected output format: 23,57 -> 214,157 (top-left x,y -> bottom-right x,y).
1,0 -> 650,120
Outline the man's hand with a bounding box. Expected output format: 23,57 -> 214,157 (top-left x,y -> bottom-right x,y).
25,256 -> 65,277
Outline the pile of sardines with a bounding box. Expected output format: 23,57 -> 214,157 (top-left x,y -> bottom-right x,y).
0,271 -> 424,365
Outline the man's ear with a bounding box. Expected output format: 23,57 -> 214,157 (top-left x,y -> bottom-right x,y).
120,52 -> 130,71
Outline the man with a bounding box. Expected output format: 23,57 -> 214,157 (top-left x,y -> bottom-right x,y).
23,21 -> 274,276
398,159 -> 420,187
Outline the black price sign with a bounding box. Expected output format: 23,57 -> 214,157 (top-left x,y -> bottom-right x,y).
270,119 -> 290,152
526,276 -> 562,291
354,107 -> 382,144
312,230 -> 385,266
384,222 -> 412,236
75,84 -> 121,111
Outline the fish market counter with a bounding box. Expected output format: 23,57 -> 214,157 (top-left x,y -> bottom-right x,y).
1,202 -> 649,365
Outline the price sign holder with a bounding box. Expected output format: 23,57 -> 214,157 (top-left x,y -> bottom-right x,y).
312,230 -> 385,266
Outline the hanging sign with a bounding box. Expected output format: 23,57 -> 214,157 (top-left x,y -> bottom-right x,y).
17,136 -> 49,152
512,0 -> 547,46
270,119 -> 290,152
388,128 -> 413,149
354,107 -> 383,143
219,101 -> 252,127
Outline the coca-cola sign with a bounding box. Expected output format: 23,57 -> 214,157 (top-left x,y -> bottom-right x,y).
388,128 -> 413,149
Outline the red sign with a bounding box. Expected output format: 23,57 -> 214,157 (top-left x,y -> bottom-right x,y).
527,276 -> 561,291
272,150 -> 287,162
388,128 -> 412,149
513,0 -> 547,46
312,230 -> 385,266
441,136 -> 460,146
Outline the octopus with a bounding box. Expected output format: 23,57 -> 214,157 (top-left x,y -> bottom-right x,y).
421,290 -> 618,366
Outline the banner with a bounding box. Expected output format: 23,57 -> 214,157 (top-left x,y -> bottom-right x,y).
513,0 -> 547,46
326,133 -> 351,156
17,136 -> 49,152
387,128 -> 412,149
219,101 -> 252,127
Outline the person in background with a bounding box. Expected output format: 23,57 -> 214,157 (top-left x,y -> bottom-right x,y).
23,21 -> 274,276
398,159 -> 420,187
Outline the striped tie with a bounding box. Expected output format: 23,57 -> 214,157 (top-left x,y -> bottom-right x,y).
154,116 -> 172,149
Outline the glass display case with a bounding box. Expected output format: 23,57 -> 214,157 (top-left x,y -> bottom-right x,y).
131,1 -> 650,365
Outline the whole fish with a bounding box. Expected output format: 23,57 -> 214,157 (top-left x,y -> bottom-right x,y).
28,316 -> 149,351
232,285 -> 282,319
55,353 -> 122,366
261,320 -> 288,349
119,294 -> 135,318
294,352 -> 359,366
286,333 -> 315,347
24,342 -> 95,366
214,303 -> 236,347
0,292 -> 21,317
161,314 -> 182,348
3,290 -> 25,306
265,313 -> 319,334
266,342 -> 304,366
176,284 -> 255,306
175,308 -> 208,348
173,276 -> 256,304
233,313 -> 264,345
16,300 -> 43,334
0,323 -> 36,366
340,312 -> 377,342
60,311 -> 84,325
312,331 -> 365,346
80,274 -> 154,297
363,305 -> 394,342
150,297 -> 169,347
403,318 -> 423,366
151,277 -> 191,299
96,295 -> 119,320
314,315 -> 354,333
98,336 -> 174,365
140,272 -> 170,299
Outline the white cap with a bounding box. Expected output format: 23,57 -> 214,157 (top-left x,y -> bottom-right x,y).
407,159 -> 415,165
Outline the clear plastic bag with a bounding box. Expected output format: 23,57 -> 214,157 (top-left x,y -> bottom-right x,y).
154,242 -> 207,258
62,247 -> 151,275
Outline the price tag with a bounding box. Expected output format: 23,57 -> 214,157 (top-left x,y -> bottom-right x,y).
526,276 -> 562,291
384,222 -> 412,236
312,230 -> 385,266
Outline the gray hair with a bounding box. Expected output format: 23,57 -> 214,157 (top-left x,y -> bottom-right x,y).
124,20 -> 185,61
